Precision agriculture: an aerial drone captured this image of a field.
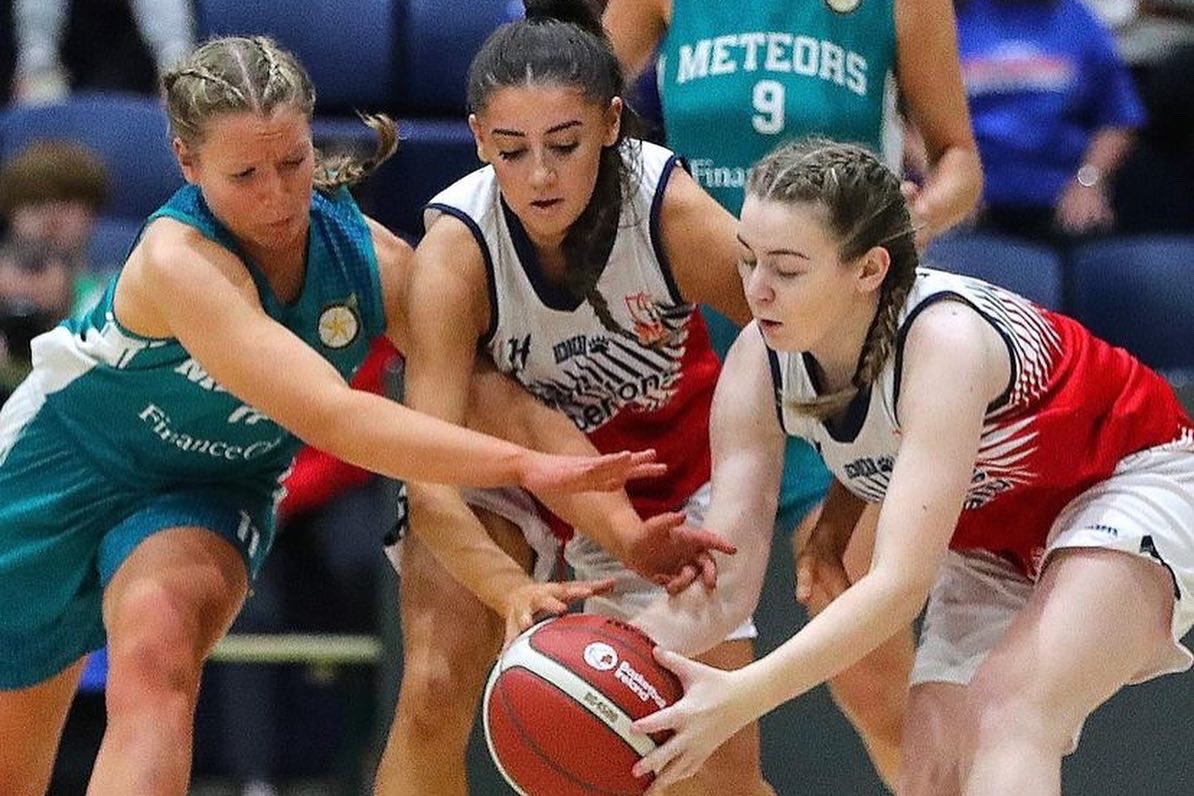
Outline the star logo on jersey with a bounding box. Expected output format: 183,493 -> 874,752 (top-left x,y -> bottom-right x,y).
318,303 -> 360,349
825,0 -> 862,13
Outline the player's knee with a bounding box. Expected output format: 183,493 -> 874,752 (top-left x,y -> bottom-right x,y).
106,585 -> 210,701
963,670 -> 1074,757
398,652 -> 488,740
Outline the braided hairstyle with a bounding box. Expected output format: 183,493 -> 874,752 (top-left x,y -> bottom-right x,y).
467,0 -> 642,340
747,138 -> 919,420
161,36 -> 396,193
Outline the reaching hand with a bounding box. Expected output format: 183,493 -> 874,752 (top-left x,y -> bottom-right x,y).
503,578 -> 616,645
795,514 -> 853,614
623,512 -> 737,594
630,648 -> 756,793
520,449 -> 665,495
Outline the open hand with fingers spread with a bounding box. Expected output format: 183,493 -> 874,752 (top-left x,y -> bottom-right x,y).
520,449 -> 665,495
503,578 -> 616,645
629,648 -> 758,793
623,512 -> 737,594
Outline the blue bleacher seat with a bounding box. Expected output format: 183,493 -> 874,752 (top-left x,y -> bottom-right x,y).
356,118 -> 480,238
86,216 -> 145,272
924,232 -> 1064,309
1066,235 -> 1194,378
195,0 -> 398,113
396,0 -> 521,114
0,92 -> 181,220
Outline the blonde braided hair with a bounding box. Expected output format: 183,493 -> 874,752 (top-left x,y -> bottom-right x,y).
747,138 -> 919,420
162,36 -> 397,193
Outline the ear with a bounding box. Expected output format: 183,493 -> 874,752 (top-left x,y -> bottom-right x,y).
603,96 -> 623,147
856,245 -> 890,295
173,138 -> 199,184
467,113 -> 489,164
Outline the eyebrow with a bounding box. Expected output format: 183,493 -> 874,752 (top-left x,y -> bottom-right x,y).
736,234 -> 808,259
491,120 -> 583,137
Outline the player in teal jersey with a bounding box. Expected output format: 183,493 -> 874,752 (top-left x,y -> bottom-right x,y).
605,0 -> 983,787
0,35 -> 726,796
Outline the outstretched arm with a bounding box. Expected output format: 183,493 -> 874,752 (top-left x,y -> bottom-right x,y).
632,301 -> 1009,789
464,362 -> 735,598
630,323 -> 783,655
121,218 -> 638,494
896,0 -> 984,247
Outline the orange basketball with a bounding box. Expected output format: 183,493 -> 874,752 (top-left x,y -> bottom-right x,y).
483,614 -> 682,795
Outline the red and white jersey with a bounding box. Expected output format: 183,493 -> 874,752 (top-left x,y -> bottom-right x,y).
770,268 -> 1194,577
425,141 -> 719,522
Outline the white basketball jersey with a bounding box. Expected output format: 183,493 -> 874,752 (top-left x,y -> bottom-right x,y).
769,267 -> 1194,576
424,141 -> 704,436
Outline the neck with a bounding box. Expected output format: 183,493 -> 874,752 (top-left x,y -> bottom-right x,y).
809,293 -> 882,393
242,236 -> 307,302
529,232 -> 568,282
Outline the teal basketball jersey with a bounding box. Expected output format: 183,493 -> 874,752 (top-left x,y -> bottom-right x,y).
659,0 -> 899,214
5,184 -> 386,493
658,0 -> 899,529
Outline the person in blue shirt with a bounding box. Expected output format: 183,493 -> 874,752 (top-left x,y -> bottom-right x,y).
0,35 -> 716,795
957,0 -> 1146,243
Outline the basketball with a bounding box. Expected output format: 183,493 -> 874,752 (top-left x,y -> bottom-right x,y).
483,613 -> 683,795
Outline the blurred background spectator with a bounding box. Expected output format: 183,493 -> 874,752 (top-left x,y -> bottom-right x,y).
955,0 -> 1145,247
0,138 -> 110,400
8,0 -> 194,104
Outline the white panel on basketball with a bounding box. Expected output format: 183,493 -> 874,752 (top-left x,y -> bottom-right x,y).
490,631 -> 657,757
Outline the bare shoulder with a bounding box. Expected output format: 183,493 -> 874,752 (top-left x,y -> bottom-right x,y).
415,210 -> 490,286
902,299 -> 1009,404
406,210 -> 492,338
133,216 -> 253,290
364,216 -> 414,271
116,217 -> 257,336
659,163 -> 708,214
719,321 -> 775,400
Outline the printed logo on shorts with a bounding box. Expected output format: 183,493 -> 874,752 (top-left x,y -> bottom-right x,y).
583,642 -> 619,672
318,303 -> 360,349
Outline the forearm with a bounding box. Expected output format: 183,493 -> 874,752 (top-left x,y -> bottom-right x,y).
1076,128 -> 1135,180
406,481 -> 534,613
308,389 -> 532,488
631,543 -> 764,656
632,500 -> 775,655
739,572 -> 924,719
471,377 -> 644,559
918,145 -> 984,234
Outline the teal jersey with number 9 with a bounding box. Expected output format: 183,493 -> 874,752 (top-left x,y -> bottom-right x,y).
658,0 -> 898,214
657,0 -> 899,532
